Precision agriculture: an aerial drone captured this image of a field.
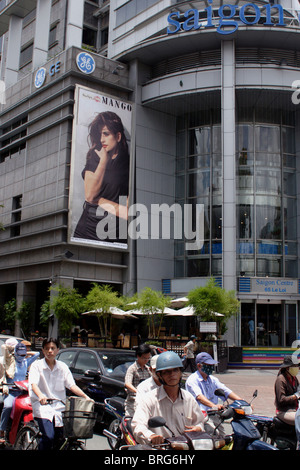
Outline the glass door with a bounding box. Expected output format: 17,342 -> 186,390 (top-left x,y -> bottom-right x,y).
257,303 -> 283,346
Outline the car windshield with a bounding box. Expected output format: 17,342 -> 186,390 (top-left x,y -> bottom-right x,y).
97,351 -> 135,378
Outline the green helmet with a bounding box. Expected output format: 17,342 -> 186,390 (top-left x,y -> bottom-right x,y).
156,351 -> 183,372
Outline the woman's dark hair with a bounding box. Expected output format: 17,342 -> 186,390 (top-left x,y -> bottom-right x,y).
42,337 -> 60,349
87,111 -> 129,159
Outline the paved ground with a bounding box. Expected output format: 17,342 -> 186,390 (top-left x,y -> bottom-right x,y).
184,367 -> 278,417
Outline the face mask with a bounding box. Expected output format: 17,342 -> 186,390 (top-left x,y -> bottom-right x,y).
202,364 -> 214,376
288,367 -> 299,377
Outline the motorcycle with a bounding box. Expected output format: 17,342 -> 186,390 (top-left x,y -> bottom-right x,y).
208,389 -> 278,450
0,380 -> 34,447
104,414 -> 226,450
103,396 -> 125,450
249,413 -> 297,450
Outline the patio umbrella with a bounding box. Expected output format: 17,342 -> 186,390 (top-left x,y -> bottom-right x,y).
126,307 -> 177,315
169,297 -> 188,308
167,306 -> 195,316
82,307 -> 137,319
167,306 -> 225,317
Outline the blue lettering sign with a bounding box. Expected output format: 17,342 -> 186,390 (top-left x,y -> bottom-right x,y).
167,1 -> 285,36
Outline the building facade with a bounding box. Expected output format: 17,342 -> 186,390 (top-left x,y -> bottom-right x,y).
1,0 -> 300,348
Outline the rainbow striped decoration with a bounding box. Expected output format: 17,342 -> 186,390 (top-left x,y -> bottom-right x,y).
228,347 -> 298,369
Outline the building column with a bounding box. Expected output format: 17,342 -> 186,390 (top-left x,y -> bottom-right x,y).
15,282 -> 36,337
32,0 -> 52,70
65,0 -> 85,49
5,15 -> 23,86
221,40 -> 236,344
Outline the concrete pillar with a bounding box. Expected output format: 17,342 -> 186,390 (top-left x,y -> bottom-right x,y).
15,282 -> 36,337
32,0 -> 52,70
221,40 -> 236,344
65,0 -> 85,49
5,15 -> 23,86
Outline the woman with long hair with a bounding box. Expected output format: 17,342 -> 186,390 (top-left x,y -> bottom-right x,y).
74,111 -> 129,242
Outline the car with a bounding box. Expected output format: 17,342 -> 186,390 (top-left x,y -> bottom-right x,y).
56,347 -> 137,422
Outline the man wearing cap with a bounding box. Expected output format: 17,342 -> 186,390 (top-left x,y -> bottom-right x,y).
185,352 -> 242,435
274,355 -> 300,432
0,340 -> 39,444
132,351 -> 205,445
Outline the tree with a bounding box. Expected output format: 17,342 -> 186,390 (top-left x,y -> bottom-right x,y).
84,284 -> 121,338
2,299 -> 17,333
136,287 -> 170,338
39,299 -> 51,331
188,278 -> 240,335
1,299 -> 33,336
49,285 -> 85,337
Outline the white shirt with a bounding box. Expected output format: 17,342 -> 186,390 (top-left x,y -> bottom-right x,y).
135,376 -> 160,409
132,385 -> 205,445
28,358 -> 76,426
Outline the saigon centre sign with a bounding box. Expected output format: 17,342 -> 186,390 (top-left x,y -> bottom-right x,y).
167,2 -> 286,35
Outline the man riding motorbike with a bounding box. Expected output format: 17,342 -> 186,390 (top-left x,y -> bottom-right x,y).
131,351 -> 205,446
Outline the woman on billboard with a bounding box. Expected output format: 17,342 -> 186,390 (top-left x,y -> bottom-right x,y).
74,111 -> 129,244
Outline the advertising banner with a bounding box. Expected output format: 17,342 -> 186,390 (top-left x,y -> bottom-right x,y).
68,85 -> 133,250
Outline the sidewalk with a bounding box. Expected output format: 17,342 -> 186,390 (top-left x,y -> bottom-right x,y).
184,368 -> 278,417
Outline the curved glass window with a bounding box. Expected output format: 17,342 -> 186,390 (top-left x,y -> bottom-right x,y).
175,111 -> 297,279
237,120 -> 297,278
175,111 -> 221,278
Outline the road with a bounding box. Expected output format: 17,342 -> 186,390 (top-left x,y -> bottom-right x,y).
86,368 -> 279,450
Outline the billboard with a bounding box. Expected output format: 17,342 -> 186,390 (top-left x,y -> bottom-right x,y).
68,85 -> 133,250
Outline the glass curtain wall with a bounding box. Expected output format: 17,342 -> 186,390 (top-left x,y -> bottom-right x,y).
175,110 -> 222,277
236,113 -> 297,278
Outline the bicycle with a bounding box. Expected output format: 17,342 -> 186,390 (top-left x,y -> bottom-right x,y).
14,397 -> 96,450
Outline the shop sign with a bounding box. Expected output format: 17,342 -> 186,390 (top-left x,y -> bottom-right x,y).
251,278 -> 298,294
199,322 -> 217,332
167,2 -> 285,36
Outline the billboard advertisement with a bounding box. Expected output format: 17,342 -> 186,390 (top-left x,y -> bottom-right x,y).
68,85 -> 133,250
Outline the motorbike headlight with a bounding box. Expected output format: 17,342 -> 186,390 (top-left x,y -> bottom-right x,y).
191,438 -> 214,450
191,438 -> 226,450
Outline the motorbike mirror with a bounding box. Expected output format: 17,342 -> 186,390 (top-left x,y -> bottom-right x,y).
214,388 -> 226,398
148,416 -> 167,428
84,369 -> 100,379
253,390 -> 258,398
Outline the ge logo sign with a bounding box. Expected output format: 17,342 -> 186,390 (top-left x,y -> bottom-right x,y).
76,52 -> 96,75
34,67 -> 46,89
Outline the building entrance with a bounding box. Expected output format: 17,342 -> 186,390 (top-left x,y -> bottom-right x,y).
256,303 -> 282,347
241,301 -> 293,347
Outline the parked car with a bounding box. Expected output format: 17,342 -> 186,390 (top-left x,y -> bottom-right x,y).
56,347 -> 136,422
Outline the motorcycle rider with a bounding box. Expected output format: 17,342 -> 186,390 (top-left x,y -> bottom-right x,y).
274,355 -> 300,433
131,351 -> 205,445
124,343 -> 152,416
28,337 -> 91,450
0,340 -> 39,444
185,352 -> 242,435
